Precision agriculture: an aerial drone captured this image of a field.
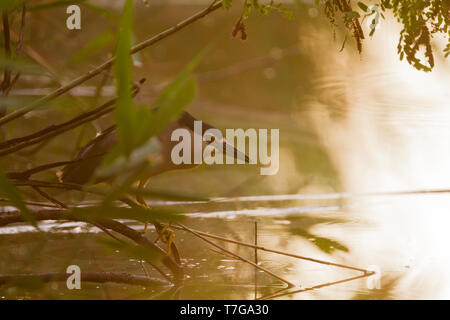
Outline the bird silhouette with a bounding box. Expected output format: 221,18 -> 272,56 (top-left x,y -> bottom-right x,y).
61,111 -> 249,263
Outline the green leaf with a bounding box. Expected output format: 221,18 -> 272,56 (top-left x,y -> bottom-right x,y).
292,228 -> 348,254
132,105 -> 153,141
0,166 -> 37,228
114,0 -> 135,157
357,1 -> 368,12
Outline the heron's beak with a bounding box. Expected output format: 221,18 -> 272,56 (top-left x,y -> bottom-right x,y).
181,111 -> 251,163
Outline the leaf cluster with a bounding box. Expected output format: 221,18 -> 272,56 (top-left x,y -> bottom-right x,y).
317,0 -> 450,71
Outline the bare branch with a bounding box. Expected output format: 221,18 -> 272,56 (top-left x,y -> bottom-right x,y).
0,82 -> 142,156
172,225 -> 370,274
6,159 -> 83,180
0,197 -> 60,208
178,223 -> 295,288
258,273 -> 373,300
0,210 -> 184,281
0,1 -> 223,126
15,4 -> 26,56
1,4 -> 28,98
32,186 -> 67,208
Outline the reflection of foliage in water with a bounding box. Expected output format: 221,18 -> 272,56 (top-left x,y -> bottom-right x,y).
284,215 -> 349,254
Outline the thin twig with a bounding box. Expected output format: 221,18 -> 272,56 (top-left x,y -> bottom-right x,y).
10,177 -> 177,211
15,4 -> 26,56
89,221 -> 126,243
258,273 -> 373,300
0,83 -> 142,156
2,4 -> 27,98
178,223 -> 295,288
147,261 -> 172,283
6,159 -> 83,179
0,197 -> 59,208
32,186 -> 67,208
12,178 -> 96,193
19,139 -> 51,156
0,1 -> 223,126
0,96 -> 117,149
172,225 -> 369,274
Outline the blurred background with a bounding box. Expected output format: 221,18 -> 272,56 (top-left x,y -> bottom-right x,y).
1,0 -> 450,299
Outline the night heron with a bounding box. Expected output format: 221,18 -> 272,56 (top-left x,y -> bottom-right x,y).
60,111 -> 249,263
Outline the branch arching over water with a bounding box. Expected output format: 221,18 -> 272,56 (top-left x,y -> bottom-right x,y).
0,210 -> 184,281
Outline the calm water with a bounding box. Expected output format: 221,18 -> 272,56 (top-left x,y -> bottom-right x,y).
1,191 -> 445,300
